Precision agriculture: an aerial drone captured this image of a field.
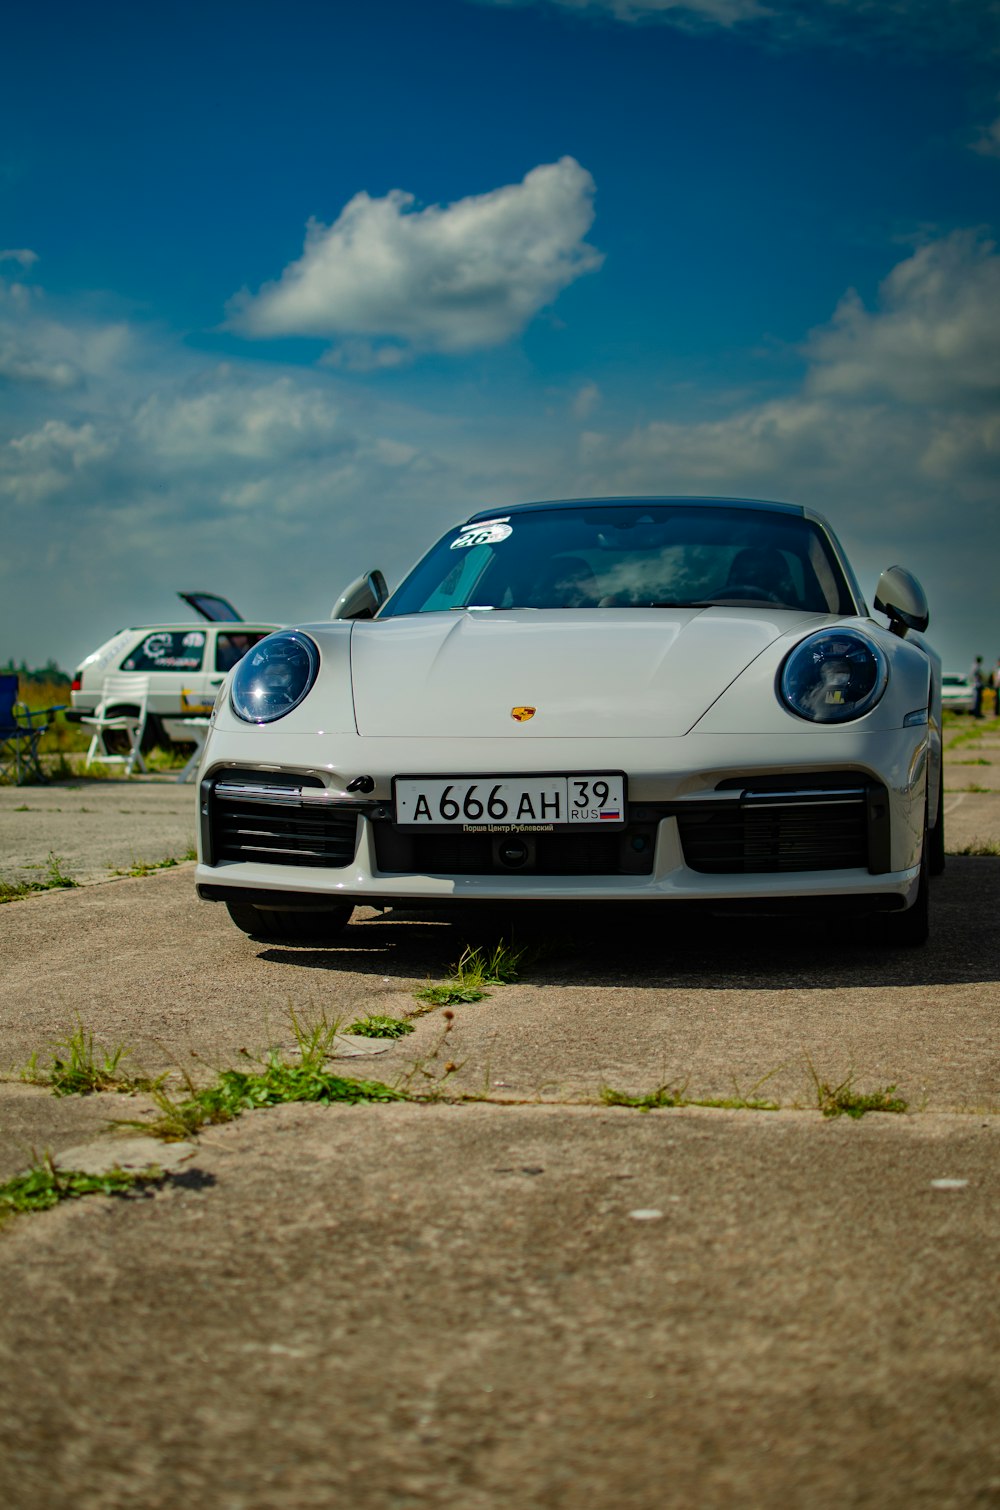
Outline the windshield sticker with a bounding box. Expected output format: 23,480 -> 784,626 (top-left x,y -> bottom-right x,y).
451,519 -> 513,550
182,631 -> 206,647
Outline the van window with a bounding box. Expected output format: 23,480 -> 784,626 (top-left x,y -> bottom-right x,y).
122,630 -> 206,672
215,631 -> 270,673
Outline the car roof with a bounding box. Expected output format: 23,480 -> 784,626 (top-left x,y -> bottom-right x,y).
466,496 -> 807,524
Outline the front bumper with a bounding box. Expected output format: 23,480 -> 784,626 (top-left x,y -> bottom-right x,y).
194,725 -> 928,915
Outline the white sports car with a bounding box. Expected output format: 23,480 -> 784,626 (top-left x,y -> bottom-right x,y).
195,497 -> 942,946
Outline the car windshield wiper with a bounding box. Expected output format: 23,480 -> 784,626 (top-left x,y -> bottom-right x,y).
684,596 -> 788,609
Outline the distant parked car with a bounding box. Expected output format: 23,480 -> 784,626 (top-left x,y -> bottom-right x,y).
940,674 -> 976,714
68,593 -> 280,749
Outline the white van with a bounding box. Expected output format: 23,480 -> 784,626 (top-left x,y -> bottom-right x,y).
68,593 -> 280,749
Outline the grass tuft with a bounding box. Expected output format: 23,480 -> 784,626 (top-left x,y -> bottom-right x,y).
414,939 -> 527,1009
40,852 -> 78,888
140,1055 -> 408,1139
22,1021 -> 162,1097
807,1062 -> 908,1119
1,852 -> 79,902
113,843 -> 196,878
0,1154 -> 163,1221
602,1083 -> 684,1111
346,1015 -> 415,1039
20,1020 -> 162,1093
602,1067 -> 782,1113
414,983 -> 487,1007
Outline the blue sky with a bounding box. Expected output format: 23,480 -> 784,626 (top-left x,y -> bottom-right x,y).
2,0 -> 998,672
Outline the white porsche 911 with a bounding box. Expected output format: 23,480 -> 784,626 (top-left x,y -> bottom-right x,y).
195,497 -> 942,946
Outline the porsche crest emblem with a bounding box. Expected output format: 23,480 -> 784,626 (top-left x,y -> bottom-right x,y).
511,706 -> 536,722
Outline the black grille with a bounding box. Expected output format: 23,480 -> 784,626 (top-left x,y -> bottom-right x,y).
208,775 -> 359,868
373,822 -> 656,877
677,799 -> 868,874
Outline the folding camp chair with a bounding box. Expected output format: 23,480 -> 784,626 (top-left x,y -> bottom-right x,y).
81,673 -> 150,776
0,674 -> 66,784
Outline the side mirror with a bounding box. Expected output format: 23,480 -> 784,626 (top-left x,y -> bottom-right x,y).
873,566 -> 929,638
331,569 -> 389,621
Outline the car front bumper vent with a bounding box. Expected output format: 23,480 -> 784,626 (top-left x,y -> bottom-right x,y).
676,785 -> 872,874
205,773 -> 360,869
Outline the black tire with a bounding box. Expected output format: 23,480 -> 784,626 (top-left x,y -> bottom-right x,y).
225,901 -> 354,944
141,715 -> 165,754
928,763 -> 946,877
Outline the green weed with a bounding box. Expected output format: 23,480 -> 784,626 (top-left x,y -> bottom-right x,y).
22,1021 -> 161,1097
133,1013 -> 407,1140
0,854 -> 77,901
346,1015 -> 415,1039
140,1054 -> 407,1139
952,838 -> 1000,855
602,1083 -> 685,1111
414,983 -> 487,1008
115,856 -> 178,877
602,1064 -> 783,1113
807,1063 -> 908,1119
691,1095 -> 781,1111
287,1006 -> 344,1060
601,1086 -> 780,1112
114,845 -> 196,878
414,939 -> 527,1009
39,852 -> 78,889
0,1154 -> 163,1222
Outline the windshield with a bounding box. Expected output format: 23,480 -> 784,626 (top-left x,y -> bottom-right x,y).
381,504 -> 856,617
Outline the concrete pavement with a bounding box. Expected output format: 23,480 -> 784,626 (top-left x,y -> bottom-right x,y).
0,725 -> 997,1508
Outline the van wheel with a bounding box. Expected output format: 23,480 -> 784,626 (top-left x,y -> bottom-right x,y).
225,901 -> 354,944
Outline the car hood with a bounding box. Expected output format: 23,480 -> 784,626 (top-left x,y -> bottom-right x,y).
349,608 -> 825,738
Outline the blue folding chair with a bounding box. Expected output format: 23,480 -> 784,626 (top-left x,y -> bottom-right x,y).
0,675 -> 66,784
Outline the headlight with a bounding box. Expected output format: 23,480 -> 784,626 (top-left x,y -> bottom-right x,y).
230,631 -> 319,723
779,629 -> 888,723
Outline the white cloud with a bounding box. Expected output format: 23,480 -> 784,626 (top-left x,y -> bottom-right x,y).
473,0 -> 1000,51
585,233 -> 1000,502
572,381 -> 602,420
0,248 -> 39,269
553,231 -> 1000,667
0,338 -> 79,390
805,232 -> 1000,405
228,157 -> 603,359
133,376 -> 353,466
2,420 -> 115,507
498,0 -> 764,24
973,108 -> 1000,158
0,277 -> 134,391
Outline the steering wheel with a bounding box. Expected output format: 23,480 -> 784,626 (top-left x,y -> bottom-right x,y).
718,582 -> 784,605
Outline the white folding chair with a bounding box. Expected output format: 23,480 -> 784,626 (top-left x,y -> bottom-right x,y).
82,673 -> 150,775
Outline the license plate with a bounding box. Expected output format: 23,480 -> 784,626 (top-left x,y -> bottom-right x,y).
394,774 -> 626,829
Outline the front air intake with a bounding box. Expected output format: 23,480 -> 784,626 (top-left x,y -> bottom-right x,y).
205,771 -> 360,869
